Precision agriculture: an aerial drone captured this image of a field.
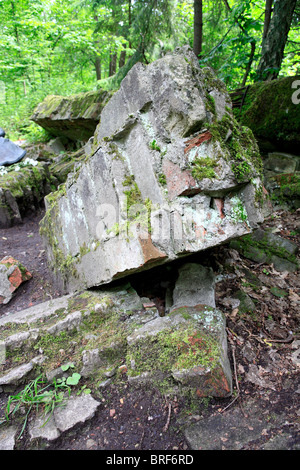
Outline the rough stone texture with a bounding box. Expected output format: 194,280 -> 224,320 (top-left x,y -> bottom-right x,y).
0,361 -> 34,386
126,306 -> 232,398
0,160 -> 54,228
0,425 -> 18,450
31,89 -> 113,141
230,228 -> 299,272
29,413 -> 60,442
264,152 -> 300,177
0,140 -> 94,229
40,46 -> 267,293
0,280 -> 231,398
263,151 -> 300,211
236,75 -> 300,154
171,263 -> 216,310
53,394 -> 100,432
0,256 -> 32,305
28,394 -> 100,443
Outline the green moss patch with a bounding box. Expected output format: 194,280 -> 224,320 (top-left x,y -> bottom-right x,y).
230,229 -> 299,271
190,156 -> 219,181
211,112 -> 262,183
235,76 -> 300,146
127,323 -> 220,381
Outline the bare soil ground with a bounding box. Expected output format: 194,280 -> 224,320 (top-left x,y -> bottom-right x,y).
0,208 -> 299,451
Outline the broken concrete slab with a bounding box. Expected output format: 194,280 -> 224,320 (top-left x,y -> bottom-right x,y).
0,278 -> 232,398
31,89 -> 113,142
40,46 -> 267,293
126,306 -> 232,398
53,394 -> 100,433
28,394 -> 100,445
171,263 -> 216,310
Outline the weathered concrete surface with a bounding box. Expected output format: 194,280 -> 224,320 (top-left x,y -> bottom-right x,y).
40,46 -> 267,293
126,306 -> 232,397
31,89 -> 113,141
0,278 -> 231,398
171,263 -> 216,310
0,425 -> 18,450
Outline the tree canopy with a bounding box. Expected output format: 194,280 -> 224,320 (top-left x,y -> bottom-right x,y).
0,0 -> 299,140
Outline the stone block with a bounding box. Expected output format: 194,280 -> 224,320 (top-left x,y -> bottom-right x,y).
40,46 -> 267,293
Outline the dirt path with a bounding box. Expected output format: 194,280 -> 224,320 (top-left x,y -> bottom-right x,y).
0,210 -> 63,316
0,209 -> 299,450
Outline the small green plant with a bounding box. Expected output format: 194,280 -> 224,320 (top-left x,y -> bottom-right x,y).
1,367 -> 84,438
158,173 -> 167,186
2,374 -> 71,437
230,196 -> 248,224
149,139 -> 161,152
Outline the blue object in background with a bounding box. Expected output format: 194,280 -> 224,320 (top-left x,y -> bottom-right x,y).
0,137 -> 27,166
0,127 -> 5,137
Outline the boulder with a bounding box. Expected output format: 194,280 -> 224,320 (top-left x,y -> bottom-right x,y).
31,89 -> 113,142
235,75 -> 300,154
262,151 -> 300,210
40,46 -> 267,293
0,256 -> 32,305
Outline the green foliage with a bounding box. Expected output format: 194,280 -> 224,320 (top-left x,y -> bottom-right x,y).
2,374 -> 71,437
0,0 -> 298,140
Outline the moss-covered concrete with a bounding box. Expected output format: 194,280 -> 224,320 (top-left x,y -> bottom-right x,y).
234,76 -> 300,152
31,89 -> 113,142
0,161 -> 56,228
0,289 -> 232,399
230,227 -> 299,272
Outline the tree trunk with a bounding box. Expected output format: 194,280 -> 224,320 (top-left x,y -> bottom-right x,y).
128,0 -> 132,49
95,56 -> 101,80
241,41 -> 256,87
109,53 -> 117,77
119,46 -> 127,68
193,0 -> 203,57
263,0 -> 274,38
256,0 -> 297,81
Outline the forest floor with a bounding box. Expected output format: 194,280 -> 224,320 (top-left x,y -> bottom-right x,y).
0,207 -> 299,451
